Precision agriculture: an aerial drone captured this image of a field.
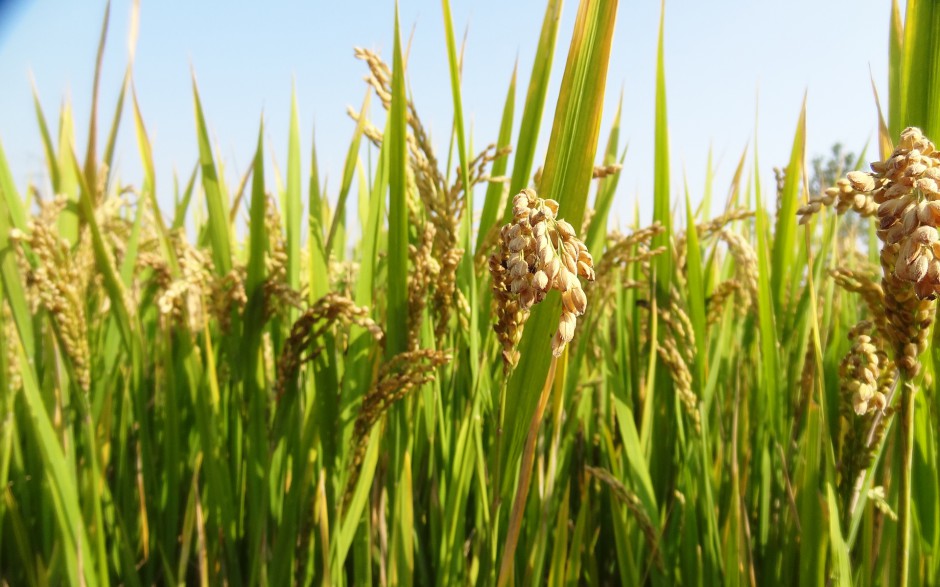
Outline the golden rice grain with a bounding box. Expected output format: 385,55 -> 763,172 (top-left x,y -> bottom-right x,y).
489,188 -> 596,369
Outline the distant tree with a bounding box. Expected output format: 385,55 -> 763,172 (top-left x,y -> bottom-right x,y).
808,143 -> 875,243
810,143 -> 857,196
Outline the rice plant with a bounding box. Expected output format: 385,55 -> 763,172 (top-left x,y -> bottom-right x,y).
1,0 -> 939,585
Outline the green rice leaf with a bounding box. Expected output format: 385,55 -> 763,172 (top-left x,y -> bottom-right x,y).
82,1 -> 110,194
70,146 -> 141,360
652,0 -> 672,300
308,128 -> 330,302
385,4 -> 410,357
827,483 -> 853,587
335,427 -> 382,567
325,90 -> 370,259
0,141 -> 26,233
501,0 -> 563,222
585,90 -> 624,256
15,337 -> 98,587
476,64 -> 516,254
899,0 -> 940,137
101,67 -> 129,181
171,162 -> 199,231
31,81 -> 61,193
501,0 -> 618,490
770,96 -> 806,318
286,87 -> 303,295
888,0 -> 903,137
192,76 -> 233,275
246,120 -> 267,297
684,183 -> 706,389
752,126 -> 779,418
0,144 -> 34,353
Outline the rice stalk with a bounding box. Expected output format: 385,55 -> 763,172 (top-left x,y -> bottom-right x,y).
810,127 -> 940,584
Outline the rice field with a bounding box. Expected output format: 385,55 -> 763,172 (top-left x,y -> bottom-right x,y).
2,0 -> 940,585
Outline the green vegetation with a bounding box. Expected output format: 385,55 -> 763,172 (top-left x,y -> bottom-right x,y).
2,1 -> 940,585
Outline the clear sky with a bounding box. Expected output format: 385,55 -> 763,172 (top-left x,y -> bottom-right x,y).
0,1 -> 891,228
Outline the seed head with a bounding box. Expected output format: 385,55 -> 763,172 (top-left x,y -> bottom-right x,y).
489,188 -> 596,368
11,221 -> 90,391
829,127 -> 940,377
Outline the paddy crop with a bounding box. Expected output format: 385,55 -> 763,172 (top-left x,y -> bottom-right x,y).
2,1 -> 940,585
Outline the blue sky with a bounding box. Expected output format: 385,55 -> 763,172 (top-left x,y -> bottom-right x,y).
0,1 -> 890,227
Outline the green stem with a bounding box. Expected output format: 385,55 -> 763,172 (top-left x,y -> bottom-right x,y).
488,367 -> 509,582
897,378 -> 915,586
497,356 -> 557,587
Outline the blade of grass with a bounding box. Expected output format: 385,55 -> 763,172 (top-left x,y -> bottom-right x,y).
325,90 -> 370,259
102,68 -> 129,179
329,109 -> 392,579
797,399 -> 826,586
442,0 -> 474,239
30,78 -> 61,193
683,182 -> 706,388
243,120 -> 269,587
752,114 -> 779,415
502,0 -> 563,221
585,90 -> 624,256
82,1 -> 110,194
871,71 -> 894,160
285,87 -> 303,297
500,0 -> 617,501
899,0 -> 940,138
888,0 -> 903,138
69,146 -> 141,360
334,426 -> 382,567
0,142 -> 34,351
131,87 -> 178,269
171,162 -> 199,231
0,141 -> 27,233
750,112 -> 782,563
245,121 -> 267,298
386,4 -> 409,358
911,392 -> 939,553
441,1 -> 483,403
15,336 -> 97,587
475,63 -> 516,254
651,0 -> 671,301
389,451 -> 415,585
192,75 -> 233,275
770,96 -> 806,320
308,128 -> 330,302
57,102 -> 80,243
827,483 -> 853,587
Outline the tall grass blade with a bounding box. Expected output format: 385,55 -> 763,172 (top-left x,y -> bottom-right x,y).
770,96 -> 806,319
325,90 -> 370,259
585,90 -> 624,256
476,64 -> 516,254
0,143 -> 34,350
683,184 -> 706,386
386,4 -> 409,357
899,0 -> 940,137
651,0 -> 671,299
501,0 -> 618,490
15,337 -> 97,587
308,130 -> 330,302
192,76 -> 233,275
888,0 -> 903,138
502,0 -> 563,221
286,88 -> 303,296
82,2 -> 110,192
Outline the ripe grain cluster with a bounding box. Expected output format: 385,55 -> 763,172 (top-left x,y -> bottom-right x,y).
2,2 -> 940,586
